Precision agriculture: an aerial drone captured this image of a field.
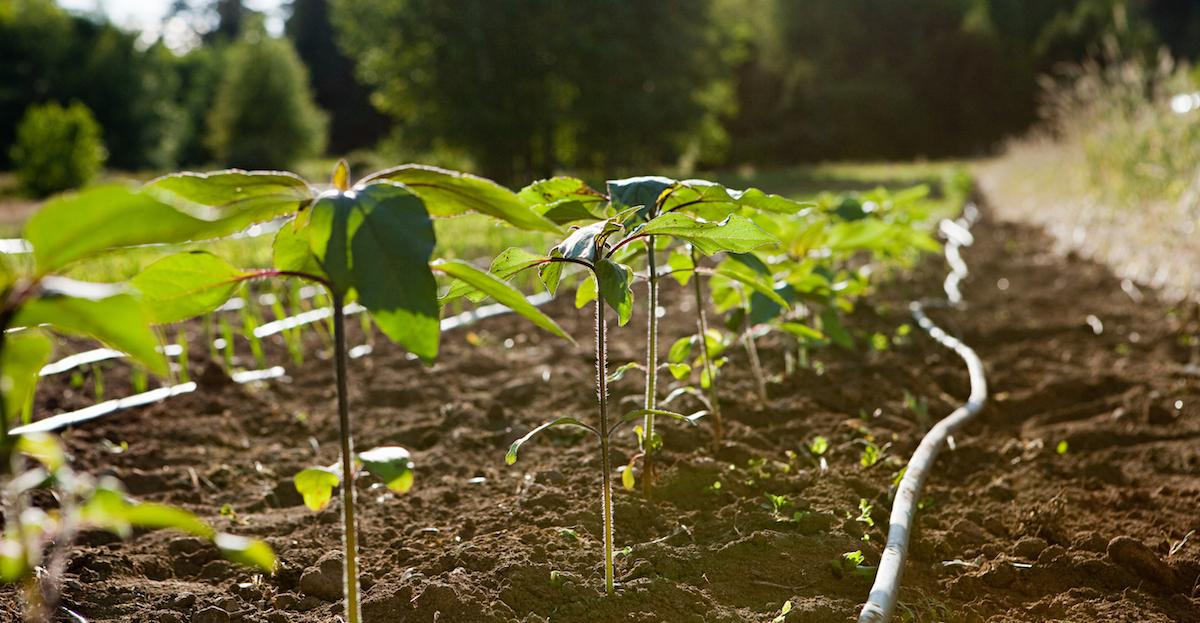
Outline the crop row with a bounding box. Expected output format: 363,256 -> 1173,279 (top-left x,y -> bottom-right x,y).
0,160 -> 969,622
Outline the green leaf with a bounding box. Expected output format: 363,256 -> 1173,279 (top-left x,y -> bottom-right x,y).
666,248 -> 695,285
595,259 -> 634,325
641,213 -> 777,256
294,467 -> 341,511
621,465 -> 635,491
668,336 -> 693,364
132,252 -> 249,324
306,182 -> 440,361
432,260 -> 573,343
666,362 -> 691,380
144,169 -> 312,227
363,164 -> 560,232
358,446 -> 415,493
272,218 -> 325,276
711,260 -> 789,309
820,308 -> 855,349
539,261 -> 563,295
15,432 -> 64,471
122,502 -> 215,538
15,278 -> 166,375
24,185 -> 246,273
607,361 -> 643,383
575,274 -> 597,308
621,408 -> 705,426
552,220 -> 622,263
0,534 -> 28,582
1,329 -> 51,423
442,247 -> 546,303
660,180 -> 814,216
332,160 -> 351,192
506,417 -> 597,465
215,533 -> 277,572
607,176 -> 675,220
519,177 -> 607,224
780,322 -> 826,342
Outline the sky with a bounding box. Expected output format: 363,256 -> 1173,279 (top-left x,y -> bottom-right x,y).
56,0 -> 287,51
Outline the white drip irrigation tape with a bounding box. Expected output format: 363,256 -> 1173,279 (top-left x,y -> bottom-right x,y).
857,202 -> 987,623
10,292 -> 554,435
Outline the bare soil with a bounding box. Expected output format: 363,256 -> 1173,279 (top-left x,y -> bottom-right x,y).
1,202 -> 1197,622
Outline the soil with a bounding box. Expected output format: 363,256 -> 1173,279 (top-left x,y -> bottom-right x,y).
2,200 -> 1198,622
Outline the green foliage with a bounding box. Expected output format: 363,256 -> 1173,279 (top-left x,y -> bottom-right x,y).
0,0 -> 185,170
333,0 -> 736,180
206,35 -> 327,169
10,102 -> 105,197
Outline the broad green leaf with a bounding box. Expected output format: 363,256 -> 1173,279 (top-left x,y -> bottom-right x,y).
294,467 -> 341,511
272,220 -> 324,277
595,259 -> 634,325
132,252 -> 248,324
1,330 -> 51,423
666,248 -> 695,285
15,278 -> 166,375
122,502 -> 215,538
666,363 -> 691,380
607,176 -> 675,220
640,213 -> 778,256
433,259 -> 573,343
539,261 -> 563,295
24,185 -> 241,273
661,180 -> 814,216
711,260 -> 789,309
442,247 -> 545,303
215,533 -> 277,572
307,183 -> 440,361
144,169 -> 312,227
668,336 -> 693,363
575,274 -> 597,308
552,220 -> 622,263
506,416 -> 596,465
15,432 -> 63,471
519,177 -> 607,224
363,164 -> 560,232
357,446 -> 415,493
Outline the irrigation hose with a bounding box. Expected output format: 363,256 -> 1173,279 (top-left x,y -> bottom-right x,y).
857,202 -> 987,623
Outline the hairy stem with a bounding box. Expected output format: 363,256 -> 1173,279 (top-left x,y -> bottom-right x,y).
595,295 -> 614,595
331,291 -> 361,623
641,236 -> 658,497
691,249 -> 722,446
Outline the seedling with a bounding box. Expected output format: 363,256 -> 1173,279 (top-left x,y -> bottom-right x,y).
132,161 -> 568,623
0,186 -> 279,621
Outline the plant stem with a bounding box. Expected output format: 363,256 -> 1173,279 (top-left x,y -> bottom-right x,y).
739,291 -> 768,402
594,295 -> 615,595
691,248 -> 722,446
641,236 -> 658,497
331,291 -> 362,623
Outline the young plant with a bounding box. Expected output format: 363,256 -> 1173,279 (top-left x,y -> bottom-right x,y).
516,176 -> 803,494
0,186 -> 280,622
132,161 -> 569,623
499,215 -> 707,594
2,433 -> 274,623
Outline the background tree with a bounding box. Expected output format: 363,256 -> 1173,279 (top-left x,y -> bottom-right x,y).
286,0 -> 390,155
333,0 -> 736,182
205,31 -> 327,169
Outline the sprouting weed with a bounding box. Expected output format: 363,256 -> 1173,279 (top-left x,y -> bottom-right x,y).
764,493 -> 791,516
559,528 -> 580,542
860,442 -> 882,467
808,436 -> 829,456
857,499 -> 875,528
1055,440 -> 1069,455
